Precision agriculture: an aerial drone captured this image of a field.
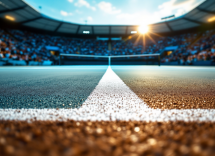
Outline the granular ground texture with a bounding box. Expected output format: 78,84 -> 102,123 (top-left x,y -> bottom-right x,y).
2,67 -> 214,122
0,67 -> 106,109
114,66 -> 215,109
0,120 -> 215,156
1,66 -> 215,156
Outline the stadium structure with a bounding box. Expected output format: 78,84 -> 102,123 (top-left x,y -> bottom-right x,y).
0,0 -> 215,36
0,0 -> 215,66
0,0 -> 215,156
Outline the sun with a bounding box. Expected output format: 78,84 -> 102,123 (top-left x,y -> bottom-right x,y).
138,25 -> 149,34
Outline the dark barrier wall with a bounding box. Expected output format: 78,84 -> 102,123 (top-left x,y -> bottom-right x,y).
60,57 -> 160,65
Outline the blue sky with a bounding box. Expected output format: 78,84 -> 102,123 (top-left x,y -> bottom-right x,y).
24,0 -> 205,25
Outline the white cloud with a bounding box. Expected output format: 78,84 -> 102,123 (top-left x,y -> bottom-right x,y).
68,0 -> 73,3
60,10 -> 73,16
115,0 -> 204,25
87,16 -> 93,21
157,0 -> 204,17
98,1 -> 121,14
116,13 -> 155,25
74,0 -> 96,11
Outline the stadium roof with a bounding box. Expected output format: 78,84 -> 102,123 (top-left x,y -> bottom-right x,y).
0,0 -> 215,35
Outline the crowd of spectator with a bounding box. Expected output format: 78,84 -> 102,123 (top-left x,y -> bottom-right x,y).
162,30 -> 215,65
111,40 -> 162,55
0,29 -> 111,65
0,28 -> 215,65
0,29 -> 52,65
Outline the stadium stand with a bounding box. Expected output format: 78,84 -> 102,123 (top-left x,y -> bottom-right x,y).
0,29 -> 52,65
162,29 -> 215,65
1,28 -> 215,66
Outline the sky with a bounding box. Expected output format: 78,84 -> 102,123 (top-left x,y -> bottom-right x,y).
24,0 -> 205,25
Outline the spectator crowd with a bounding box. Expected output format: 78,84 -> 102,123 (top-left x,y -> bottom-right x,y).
0,28 -> 215,65
162,30 -> 215,65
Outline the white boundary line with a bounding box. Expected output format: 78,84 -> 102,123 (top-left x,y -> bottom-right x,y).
0,66 -> 108,70
0,67 -> 215,121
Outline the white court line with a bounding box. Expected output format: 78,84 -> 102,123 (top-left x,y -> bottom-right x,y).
0,66 -> 215,121
0,66 -> 108,70
161,66 -> 215,70
111,66 -> 215,70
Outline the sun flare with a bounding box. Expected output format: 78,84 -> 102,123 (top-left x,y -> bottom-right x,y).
138,25 -> 149,34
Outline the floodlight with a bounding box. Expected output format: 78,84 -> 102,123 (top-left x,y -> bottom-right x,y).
5,15 -> 15,21
83,31 -> 90,34
131,31 -> 137,34
208,16 -> 215,22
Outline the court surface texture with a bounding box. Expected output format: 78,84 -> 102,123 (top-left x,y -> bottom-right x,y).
0,66 -> 215,156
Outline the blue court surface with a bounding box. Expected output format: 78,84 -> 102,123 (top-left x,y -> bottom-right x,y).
1,65 -> 215,110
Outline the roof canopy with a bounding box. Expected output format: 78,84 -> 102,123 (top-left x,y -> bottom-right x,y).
0,0 -> 215,35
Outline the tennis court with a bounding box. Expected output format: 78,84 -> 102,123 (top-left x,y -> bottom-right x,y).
0,65 -> 215,156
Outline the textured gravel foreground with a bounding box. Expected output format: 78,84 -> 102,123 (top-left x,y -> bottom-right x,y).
0,120 -> 215,156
